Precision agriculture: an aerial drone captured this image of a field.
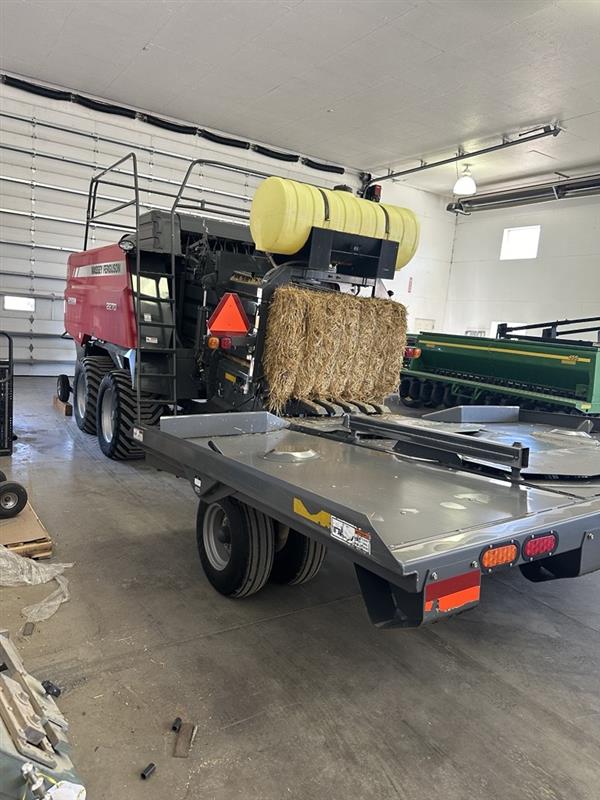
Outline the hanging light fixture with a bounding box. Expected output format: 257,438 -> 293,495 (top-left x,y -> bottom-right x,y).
453,164 -> 477,195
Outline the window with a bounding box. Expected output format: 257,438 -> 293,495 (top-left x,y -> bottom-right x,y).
3,295 -> 36,312
500,225 -> 541,260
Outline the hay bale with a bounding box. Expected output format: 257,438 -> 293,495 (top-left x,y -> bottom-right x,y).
263,285 -> 407,412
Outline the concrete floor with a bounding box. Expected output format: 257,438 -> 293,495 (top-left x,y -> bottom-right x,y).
1,377 -> 600,799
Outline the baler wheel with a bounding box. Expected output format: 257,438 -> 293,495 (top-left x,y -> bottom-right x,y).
270,525 -> 327,585
73,356 -> 114,434
196,498 -> 275,598
96,370 -> 163,460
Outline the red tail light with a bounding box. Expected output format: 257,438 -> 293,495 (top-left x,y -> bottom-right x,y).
220,336 -> 232,350
523,533 -> 557,560
404,346 -> 422,359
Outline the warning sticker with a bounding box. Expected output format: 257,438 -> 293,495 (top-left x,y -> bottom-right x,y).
330,516 -> 371,555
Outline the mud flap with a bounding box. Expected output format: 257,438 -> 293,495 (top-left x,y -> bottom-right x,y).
355,565 -> 424,628
520,529 -> 600,582
355,565 -> 482,628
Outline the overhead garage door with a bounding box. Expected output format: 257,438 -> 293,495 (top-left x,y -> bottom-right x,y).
0,82 -> 360,375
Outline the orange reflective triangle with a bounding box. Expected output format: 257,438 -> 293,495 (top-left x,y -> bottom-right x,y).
207,292 -> 250,335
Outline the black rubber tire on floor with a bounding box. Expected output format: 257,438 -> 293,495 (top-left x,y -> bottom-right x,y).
270,526 -> 327,585
73,356 -> 114,434
0,481 -> 28,519
56,374 -> 71,403
196,498 -> 275,598
96,369 -> 162,460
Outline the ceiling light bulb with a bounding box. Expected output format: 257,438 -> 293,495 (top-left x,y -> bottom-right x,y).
453,165 -> 477,195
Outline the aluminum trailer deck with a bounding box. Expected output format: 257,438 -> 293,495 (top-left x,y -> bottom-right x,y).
136,407 -> 600,628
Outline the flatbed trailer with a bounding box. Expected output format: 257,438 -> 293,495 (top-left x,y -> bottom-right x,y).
135,406 -> 600,628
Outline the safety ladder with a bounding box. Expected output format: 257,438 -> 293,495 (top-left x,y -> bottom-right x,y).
85,152 -> 178,418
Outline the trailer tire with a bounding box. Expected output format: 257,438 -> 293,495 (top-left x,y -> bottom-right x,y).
0,481 -> 28,519
96,370 -> 163,460
270,526 -> 327,585
196,498 -> 275,598
73,356 -> 114,434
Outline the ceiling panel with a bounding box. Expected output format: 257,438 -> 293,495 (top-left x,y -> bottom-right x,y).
1,0 -> 599,193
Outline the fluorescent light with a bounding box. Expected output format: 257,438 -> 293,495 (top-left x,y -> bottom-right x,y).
453,165 -> 477,195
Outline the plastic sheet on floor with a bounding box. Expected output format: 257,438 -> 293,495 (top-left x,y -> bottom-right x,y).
0,544 -> 73,622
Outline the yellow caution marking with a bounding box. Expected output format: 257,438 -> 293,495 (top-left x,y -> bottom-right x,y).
420,340 -> 591,364
224,372 -> 236,383
293,498 -> 331,529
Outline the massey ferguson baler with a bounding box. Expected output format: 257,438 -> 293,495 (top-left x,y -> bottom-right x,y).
60,154 -> 600,628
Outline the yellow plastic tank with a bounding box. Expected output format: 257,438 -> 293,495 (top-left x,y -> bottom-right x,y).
249,176 -> 419,270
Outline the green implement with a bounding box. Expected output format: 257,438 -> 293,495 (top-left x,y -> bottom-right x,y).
400,326 -> 600,415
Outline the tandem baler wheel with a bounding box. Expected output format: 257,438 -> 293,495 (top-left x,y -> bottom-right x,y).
96,370 -> 162,461
196,498 -> 275,598
270,525 -> 327,585
73,356 -> 114,434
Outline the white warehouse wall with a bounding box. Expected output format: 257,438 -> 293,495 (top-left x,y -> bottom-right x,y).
445,195 -> 600,336
381,182 -> 455,334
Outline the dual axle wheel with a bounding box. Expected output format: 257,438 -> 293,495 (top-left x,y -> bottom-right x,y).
72,357 -> 162,460
197,497 -> 327,597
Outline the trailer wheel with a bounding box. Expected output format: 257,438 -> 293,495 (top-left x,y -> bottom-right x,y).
96,370 -> 162,460
270,526 -> 327,585
73,356 -> 113,434
196,498 -> 275,598
0,481 -> 28,519
56,374 -> 71,403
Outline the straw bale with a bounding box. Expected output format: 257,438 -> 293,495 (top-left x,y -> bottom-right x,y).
263,285 -> 406,411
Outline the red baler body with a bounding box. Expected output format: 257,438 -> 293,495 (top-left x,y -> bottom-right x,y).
65,244 -> 136,348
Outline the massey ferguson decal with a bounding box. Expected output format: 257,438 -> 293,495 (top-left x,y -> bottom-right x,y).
73,260 -> 126,278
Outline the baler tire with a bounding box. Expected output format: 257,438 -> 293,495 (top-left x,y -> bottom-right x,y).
56,374 -> 71,403
196,498 -> 275,598
270,526 -> 327,585
96,370 -> 163,461
73,356 -> 114,434
0,481 -> 28,519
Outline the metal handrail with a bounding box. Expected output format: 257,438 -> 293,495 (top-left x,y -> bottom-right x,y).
83,152 -> 143,421
84,151 -> 140,249
166,159 -> 272,417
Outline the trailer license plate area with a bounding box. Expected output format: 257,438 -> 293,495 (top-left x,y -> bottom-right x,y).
330,516 -> 371,555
